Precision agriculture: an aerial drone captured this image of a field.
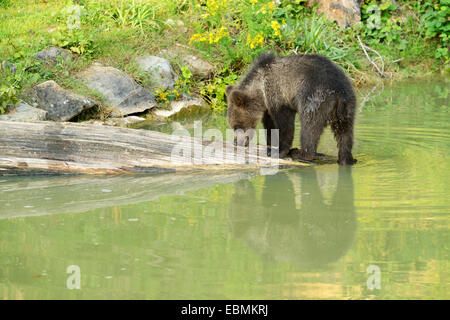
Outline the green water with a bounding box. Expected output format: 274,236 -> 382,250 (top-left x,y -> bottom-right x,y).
0,78 -> 449,299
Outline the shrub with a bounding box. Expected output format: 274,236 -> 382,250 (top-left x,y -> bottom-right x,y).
420,0 -> 449,59
200,68 -> 238,112
0,67 -> 20,113
361,0 -> 402,43
51,30 -> 97,57
154,66 -> 193,104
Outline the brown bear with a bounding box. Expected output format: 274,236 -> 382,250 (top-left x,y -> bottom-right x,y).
226,52 -> 357,165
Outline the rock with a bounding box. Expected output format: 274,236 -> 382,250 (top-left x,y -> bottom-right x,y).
308,0 -> 361,28
104,116 -> 147,127
79,63 -> 157,116
35,46 -> 72,65
160,48 -> 214,78
153,95 -> 207,118
0,101 -> 48,122
166,19 -> 184,27
182,54 -> 214,78
136,55 -> 178,91
164,20 -> 188,35
32,80 -> 96,121
1,61 -> 17,75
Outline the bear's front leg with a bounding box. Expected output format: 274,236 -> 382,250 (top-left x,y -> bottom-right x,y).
264,108 -> 295,158
262,111 -> 275,157
266,138 -> 292,158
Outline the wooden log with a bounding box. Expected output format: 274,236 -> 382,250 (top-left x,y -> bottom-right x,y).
0,120 -> 309,175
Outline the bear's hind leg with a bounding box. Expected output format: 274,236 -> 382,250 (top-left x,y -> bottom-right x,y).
298,117 -> 326,161
331,118 -> 357,165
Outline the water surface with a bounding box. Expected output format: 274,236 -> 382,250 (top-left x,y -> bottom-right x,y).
0,78 -> 449,299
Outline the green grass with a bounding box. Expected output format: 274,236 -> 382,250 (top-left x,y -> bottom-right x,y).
0,0 -> 447,116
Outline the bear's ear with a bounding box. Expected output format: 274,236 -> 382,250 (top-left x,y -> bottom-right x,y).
225,85 -> 234,96
230,89 -> 248,107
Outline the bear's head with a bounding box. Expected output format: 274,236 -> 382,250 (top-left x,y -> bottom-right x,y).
226,85 -> 265,147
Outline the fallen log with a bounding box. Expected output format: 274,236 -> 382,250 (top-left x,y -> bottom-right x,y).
0,120 -> 309,175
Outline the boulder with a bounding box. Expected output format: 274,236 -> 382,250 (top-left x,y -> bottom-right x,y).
308,0 -> 361,28
183,54 -> 214,78
163,19 -> 188,35
79,63 -> 157,116
136,55 -> 178,91
35,46 -> 72,65
0,101 -> 48,122
153,95 -> 207,118
166,19 -> 184,27
1,61 -> 17,75
160,48 -> 214,78
32,80 -> 96,121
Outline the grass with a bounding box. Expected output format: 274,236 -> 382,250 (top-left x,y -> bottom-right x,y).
0,0 -> 447,116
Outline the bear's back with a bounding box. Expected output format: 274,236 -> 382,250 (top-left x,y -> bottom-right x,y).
278,54 -> 354,99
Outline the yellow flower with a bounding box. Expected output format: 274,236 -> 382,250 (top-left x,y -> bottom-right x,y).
246,33 -> 264,49
271,20 -> 281,37
250,0 -> 258,6
206,0 -> 227,16
260,2 -> 275,14
190,33 -> 207,44
215,26 -> 229,42
192,26 -> 229,45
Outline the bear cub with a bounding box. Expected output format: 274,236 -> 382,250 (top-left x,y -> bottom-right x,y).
226,52 -> 357,165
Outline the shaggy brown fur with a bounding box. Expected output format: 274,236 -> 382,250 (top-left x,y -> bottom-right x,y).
226,52 -> 357,165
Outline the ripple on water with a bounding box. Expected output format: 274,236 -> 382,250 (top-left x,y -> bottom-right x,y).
354,116 -> 450,218
357,126 -> 450,153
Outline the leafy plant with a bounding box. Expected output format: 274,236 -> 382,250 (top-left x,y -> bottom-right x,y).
361,1 -> 402,43
275,0 -> 309,20
154,88 -> 180,104
175,65 -> 193,95
0,85 -> 18,113
154,66 -> 192,104
200,67 -> 238,112
51,30 -> 97,57
0,57 -> 61,114
420,0 -> 449,59
0,67 -> 20,113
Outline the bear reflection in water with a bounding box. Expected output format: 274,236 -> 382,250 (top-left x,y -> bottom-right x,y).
228,167 -> 356,269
